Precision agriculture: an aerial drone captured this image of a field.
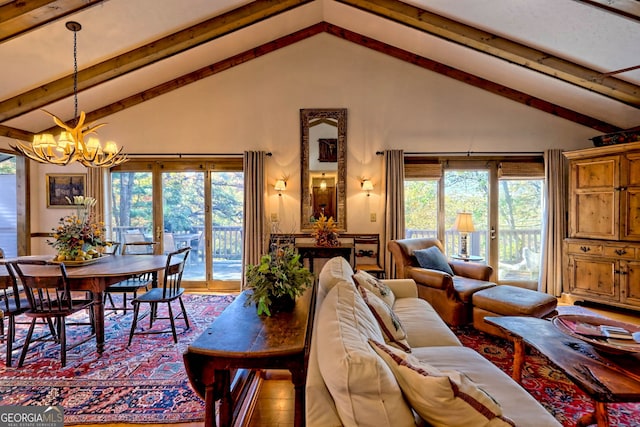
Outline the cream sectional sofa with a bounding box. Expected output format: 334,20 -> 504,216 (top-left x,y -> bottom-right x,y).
305,257 -> 561,427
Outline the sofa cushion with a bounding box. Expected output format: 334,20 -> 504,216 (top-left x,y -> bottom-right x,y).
316,281 -> 416,427
393,298 -> 462,348
358,286 -> 410,352
318,256 -> 355,301
411,346 -> 561,427
370,340 -> 515,427
353,270 -> 395,306
414,246 -> 454,275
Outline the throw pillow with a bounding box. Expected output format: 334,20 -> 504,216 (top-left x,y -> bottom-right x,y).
358,286 -> 411,352
353,270 -> 395,307
369,339 -> 515,427
414,246 -> 454,276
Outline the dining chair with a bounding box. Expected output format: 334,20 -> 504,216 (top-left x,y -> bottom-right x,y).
11,259 -> 96,367
103,241 -> 157,313
1,250 -> 32,367
128,247 -> 191,345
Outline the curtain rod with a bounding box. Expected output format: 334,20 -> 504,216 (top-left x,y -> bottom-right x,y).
125,152 -> 272,157
375,151 -> 543,156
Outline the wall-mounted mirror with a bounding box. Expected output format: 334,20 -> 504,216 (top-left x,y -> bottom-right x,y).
301,108 -> 347,231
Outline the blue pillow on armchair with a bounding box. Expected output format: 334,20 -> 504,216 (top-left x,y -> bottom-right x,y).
413,246 -> 454,276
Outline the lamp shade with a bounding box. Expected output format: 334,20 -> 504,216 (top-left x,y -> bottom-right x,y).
274,179 -> 286,192
361,179 -> 374,192
453,212 -> 475,233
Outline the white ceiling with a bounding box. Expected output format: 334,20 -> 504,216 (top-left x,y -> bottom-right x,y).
1,0 -> 639,137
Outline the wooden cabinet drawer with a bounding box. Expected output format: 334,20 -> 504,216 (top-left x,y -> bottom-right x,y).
566,242 -> 603,256
603,246 -> 636,259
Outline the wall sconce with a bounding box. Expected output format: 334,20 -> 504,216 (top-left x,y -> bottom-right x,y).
361,179 -> 374,196
274,179 -> 287,196
453,212 -> 475,258
320,173 -> 327,191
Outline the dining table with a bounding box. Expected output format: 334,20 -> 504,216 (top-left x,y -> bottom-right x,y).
0,254 -> 170,354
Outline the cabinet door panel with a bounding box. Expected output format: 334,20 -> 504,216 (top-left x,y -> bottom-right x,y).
570,157 -> 619,239
622,261 -> 640,305
573,193 -> 617,239
574,158 -> 617,189
622,188 -> 640,240
568,255 -> 617,300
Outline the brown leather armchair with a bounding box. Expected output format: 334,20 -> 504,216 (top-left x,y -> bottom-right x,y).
387,238 -> 496,326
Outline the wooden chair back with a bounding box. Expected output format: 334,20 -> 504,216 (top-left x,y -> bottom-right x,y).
162,247 -> 190,299
354,234 -> 385,277
122,241 -> 157,255
10,260 -> 75,314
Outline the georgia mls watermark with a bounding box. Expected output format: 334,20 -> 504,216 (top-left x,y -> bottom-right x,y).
0,406 -> 63,427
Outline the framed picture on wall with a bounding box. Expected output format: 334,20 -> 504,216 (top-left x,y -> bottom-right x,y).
46,173 -> 86,208
318,138 -> 338,162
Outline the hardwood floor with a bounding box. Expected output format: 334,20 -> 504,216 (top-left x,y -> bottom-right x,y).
74,300 -> 639,427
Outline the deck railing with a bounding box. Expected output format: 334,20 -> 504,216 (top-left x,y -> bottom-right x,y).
406,228 -> 541,264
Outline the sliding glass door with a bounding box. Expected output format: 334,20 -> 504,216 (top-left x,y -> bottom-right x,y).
110,160 -> 243,290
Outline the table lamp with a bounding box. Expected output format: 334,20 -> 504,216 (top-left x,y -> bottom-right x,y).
453,212 -> 475,257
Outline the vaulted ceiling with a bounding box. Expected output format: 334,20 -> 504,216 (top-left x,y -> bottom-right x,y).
1,0 -> 639,144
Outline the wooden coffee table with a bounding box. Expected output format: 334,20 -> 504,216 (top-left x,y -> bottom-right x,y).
486,316 -> 640,427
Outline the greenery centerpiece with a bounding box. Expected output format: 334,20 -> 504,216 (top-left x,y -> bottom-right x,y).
244,244 -> 313,316
49,196 -> 109,262
312,214 -> 340,247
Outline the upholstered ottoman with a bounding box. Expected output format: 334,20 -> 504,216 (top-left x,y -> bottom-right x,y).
472,285 -> 558,338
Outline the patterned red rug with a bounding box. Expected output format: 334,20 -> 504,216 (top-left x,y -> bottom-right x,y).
453,305 -> 640,426
0,293 -> 235,424
3,298 -> 638,425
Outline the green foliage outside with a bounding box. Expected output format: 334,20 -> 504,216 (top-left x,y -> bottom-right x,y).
0,156 -> 16,174
111,171 -> 244,248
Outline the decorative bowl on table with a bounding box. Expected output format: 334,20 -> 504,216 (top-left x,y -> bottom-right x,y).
51,253 -> 108,267
552,314 -> 640,355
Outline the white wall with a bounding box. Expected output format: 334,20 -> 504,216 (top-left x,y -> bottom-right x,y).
1,34 -> 599,239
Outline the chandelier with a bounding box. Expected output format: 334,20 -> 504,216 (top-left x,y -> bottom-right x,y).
11,21 -> 127,168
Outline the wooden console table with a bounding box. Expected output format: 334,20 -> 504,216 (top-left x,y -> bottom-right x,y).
295,242 -> 353,272
183,286 -> 316,427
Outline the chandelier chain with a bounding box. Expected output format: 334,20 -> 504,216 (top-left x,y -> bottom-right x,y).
73,27 -> 78,127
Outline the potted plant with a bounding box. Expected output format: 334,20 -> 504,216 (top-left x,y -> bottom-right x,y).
244,244 -> 313,316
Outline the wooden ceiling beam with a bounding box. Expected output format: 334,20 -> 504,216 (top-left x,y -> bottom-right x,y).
573,0 -> 640,22
0,0 -> 313,122
0,124 -> 33,141
338,0 -> 640,108
30,22 -> 618,136
324,24 -> 620,134
0,0 -> 107,43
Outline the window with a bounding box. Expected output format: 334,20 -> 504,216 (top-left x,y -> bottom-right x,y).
404,157 -> 544,286
0,155 -> 17,257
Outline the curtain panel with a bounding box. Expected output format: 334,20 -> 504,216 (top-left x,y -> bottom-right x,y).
242,151 -> 266,288
384,150 -> 405,278
540,149 -> 567,296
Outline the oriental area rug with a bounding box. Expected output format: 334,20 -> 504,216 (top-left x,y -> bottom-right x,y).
2,297 -> 639,425
0,293 -> 236,424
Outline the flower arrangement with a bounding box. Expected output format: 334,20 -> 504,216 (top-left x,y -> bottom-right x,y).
48,196 -> 108,261
312,214 -> 340,247
244,244 -> 313,316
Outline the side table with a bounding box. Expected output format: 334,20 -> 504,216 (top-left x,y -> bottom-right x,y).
450,254 -> 484,262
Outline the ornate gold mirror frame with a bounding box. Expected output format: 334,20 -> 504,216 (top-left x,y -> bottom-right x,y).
300,108 -> 347,232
